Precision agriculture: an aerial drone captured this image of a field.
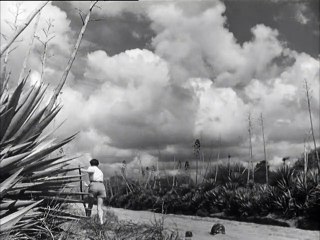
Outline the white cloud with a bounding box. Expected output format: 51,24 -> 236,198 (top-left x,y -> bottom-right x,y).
29,70 -> 41,87
54,49 -> 194,161
85,49 -> 170,87
148,3 -> 284,88
187,78 -> 248,142
52,1 -> 319,169
3,1 -> 318,171
128,152 -> 158,170
1,1 -> 73,87
295,4 -> 309,25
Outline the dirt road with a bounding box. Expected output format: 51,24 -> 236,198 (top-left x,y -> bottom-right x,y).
73,204 -> 320,240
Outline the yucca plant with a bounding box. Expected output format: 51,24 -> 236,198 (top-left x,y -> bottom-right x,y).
0,2 -> 101,238
0,78 -> 86,239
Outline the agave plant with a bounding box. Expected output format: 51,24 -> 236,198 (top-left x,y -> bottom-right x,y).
0,78 -> 86,239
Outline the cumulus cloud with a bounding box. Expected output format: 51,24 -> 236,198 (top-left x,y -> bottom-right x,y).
147,3 -> 284,88
187,78 -> 248,143
244,50 -> 319,143
53,1 -> 319,171
55,49 -> 195,162
2,1 -> 318,172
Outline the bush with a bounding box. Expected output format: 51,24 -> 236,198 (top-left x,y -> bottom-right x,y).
106,165 -> 319,230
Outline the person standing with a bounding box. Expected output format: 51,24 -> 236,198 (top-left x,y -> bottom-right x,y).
81,159 -> 106,225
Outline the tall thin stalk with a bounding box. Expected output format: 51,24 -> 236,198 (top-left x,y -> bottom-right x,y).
228,154 -> 231,177
194,139 -> 200,185
18,12 -> 41,83
45,1 -> 98,115
1,3 -> 23,90
0,1 -> 49,57
37,18 -> 55,82
304,79 -> 320,173
247,112 -> 254,184
215,136 -> 221,183
304,140 -> 308,185
260,113 -> 268,184
172,155 -> 176,188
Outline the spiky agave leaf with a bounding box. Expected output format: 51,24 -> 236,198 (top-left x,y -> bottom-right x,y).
0,168 -> 24,197
0,80 -> 84,238
0,200 -> 43,233
0,78 -> 27,141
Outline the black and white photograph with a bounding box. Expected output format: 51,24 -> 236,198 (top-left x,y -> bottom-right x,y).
0,0 -> 319,239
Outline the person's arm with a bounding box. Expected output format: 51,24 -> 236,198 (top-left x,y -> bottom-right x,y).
80,167 -> 95,173
82,181 -> 89,187
80,167 -> 94,186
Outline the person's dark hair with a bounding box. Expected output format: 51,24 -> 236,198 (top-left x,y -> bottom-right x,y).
90,159 -> 99,166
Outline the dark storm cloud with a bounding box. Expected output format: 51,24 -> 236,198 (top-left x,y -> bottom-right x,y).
52,1 -> 155,56
224,0 -> 319,57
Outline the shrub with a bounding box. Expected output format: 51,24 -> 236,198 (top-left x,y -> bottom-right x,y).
0,79 -> 82,239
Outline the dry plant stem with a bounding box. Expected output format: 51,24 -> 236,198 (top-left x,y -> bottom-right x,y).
260,113 -> 268,184
40,43 -> 47,81
304,80 -> 320,173
107,179 -> 113,197
0,1 -> 49,57
215,136 -> 221,182
215,165 -> 218,183
202,152 -> 205,178
1,3 -> 21,89
18,12 -> 41,83
304,141 -> 308,185
38,19 -> 55,82
196,154 -> 198,185
1,51 -> 10,85
248,112 -> 254,184
120,171 -> 133,193
45,1 -> 98,115
228,155 -> 231,177
202,154 -> 211,183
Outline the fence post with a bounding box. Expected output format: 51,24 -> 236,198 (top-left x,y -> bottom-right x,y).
78,165 -> 86,212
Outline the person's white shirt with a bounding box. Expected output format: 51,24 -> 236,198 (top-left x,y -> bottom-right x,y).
87,166 -> 104,182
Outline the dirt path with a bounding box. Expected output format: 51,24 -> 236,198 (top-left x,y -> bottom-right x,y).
72,204 -> 320,240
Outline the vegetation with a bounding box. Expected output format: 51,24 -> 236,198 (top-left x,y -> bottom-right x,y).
1,2 -> 319,239
0,3 -> 183,240
0,73 -> 88,239
0,1 -> 96,238
58,209 -> 182,240
105,163 -> 320,231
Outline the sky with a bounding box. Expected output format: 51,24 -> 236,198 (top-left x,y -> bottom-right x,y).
1,0 -> 319,176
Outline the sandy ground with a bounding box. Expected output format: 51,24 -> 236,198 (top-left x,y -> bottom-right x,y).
72,204 -> 320,240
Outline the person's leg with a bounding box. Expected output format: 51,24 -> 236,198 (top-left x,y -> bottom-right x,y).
86,194 -> 94,217
97,197 -> 104,224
